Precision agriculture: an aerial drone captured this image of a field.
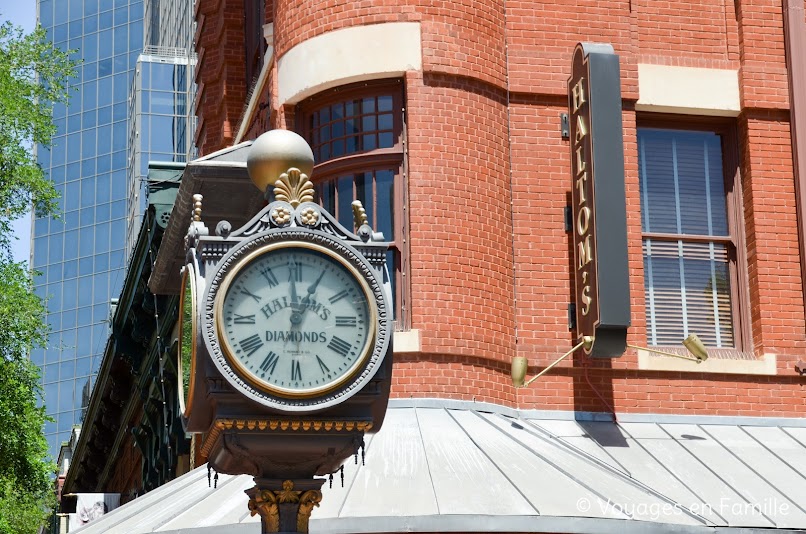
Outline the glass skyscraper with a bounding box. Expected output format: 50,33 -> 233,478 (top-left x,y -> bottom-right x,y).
126,51 -> 193,254
33,0 -> 194,456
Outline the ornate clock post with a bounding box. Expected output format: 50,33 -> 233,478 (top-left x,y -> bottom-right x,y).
178,130 -> 393,533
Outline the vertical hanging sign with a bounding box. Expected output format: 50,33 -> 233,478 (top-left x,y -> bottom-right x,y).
568,43 -> 631,358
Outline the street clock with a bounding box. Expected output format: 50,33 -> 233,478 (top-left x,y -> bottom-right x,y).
179,129 -> 393,534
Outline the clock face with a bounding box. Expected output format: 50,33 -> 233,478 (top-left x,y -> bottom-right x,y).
216,243 -> 376,397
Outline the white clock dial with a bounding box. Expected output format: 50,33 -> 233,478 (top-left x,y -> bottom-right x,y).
216,244 -> 374,397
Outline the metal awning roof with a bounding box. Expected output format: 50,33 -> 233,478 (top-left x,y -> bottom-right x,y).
75,399 -> 806,533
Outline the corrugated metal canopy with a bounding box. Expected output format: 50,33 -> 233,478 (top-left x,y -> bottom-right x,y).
75,399 -> 806,534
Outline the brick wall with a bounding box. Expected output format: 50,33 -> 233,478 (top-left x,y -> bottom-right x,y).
406,71 -> 514,362
195,0 -> 249,155
195,0 -> 806,418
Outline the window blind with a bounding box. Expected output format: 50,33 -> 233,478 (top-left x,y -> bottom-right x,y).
639,129 -> 734,348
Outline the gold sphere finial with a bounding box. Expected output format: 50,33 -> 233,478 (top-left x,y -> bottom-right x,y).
247,130 -> 315,194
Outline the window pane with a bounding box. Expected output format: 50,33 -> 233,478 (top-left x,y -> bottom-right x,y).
337,176 -> 353,230
95,222 -> 111,254
48,235 -> 62,263
58,382 -> 75,412
82,157 -> 96,177
317,181 -> 335,215
40,0 -> 53,26
643,240 -> 733,348
64,260 -> 78,279
63,310 -> 76,331
362,97 -> 375,113
79,225 -> 94,258
34,237 -> 48,267
376,170 -> 394,239
54,24 -> 67,43
60,359 -> 75,382
379,132 -> 394,149
81,130 -> 97,159
78,306 -> 92,326
86,0 -> 99,16
355,172 -> 372,228
378,95 -> 393,112
84,33 -> 98,63
44,384 -> 58,416
64,230 -> 79,260
639,129 -> 729,237
95,252 -> 109,272
76,357 -> 92,378
65,211 -> 79,231
44,364 -> 59,383
77,326 -> 92,357
113,25 -> 128,55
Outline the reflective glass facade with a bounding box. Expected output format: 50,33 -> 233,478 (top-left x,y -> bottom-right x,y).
126,54 -> 192,253
33,0 -> 194,457
33,0 -> 144,457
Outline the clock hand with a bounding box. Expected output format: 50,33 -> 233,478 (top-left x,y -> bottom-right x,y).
297,271 -> 326,330
288,260 -> 302,325
305,271 -> 326,301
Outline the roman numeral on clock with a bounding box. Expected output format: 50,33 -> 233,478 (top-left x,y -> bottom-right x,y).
329,290 -> 348,304
327,336 -> 352,357
233,314 -> 256,324
239,334 -> 264,357
288,261 -> 303,282
238,286 -> 262,302
335,316 -> 357,327
316,355 -> 330,374
259,351 -> 279,374
259,267 -> 279,287
291,359 -> 302,381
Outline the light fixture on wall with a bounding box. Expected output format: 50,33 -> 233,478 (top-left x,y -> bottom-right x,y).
511,334 -> 708,388
511,336 -> 593,388
627,334 -> 708,363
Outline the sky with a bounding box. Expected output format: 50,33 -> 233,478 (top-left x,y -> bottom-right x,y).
3,2 -> 36,264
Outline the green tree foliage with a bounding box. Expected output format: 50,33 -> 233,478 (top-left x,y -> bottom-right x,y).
0,21 -> 74,243
0,17 -> 76,534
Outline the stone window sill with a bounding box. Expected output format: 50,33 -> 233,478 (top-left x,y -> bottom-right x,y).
393,329 -> 421,354
637,349 -> 776,375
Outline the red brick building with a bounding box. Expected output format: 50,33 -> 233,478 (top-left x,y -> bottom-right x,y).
65,1 -> 806,532
193,0 -> 806,418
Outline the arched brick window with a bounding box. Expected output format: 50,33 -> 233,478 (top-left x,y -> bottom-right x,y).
298,80 -> 409,329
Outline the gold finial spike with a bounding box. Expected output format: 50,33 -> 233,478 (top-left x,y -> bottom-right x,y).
352,200 -> 368,228
192,194 -> 203,222
273,168 -> 315,208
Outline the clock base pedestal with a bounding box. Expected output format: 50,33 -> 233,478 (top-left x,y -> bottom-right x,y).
201,418 -> 370,478
246,478 -> 324,534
